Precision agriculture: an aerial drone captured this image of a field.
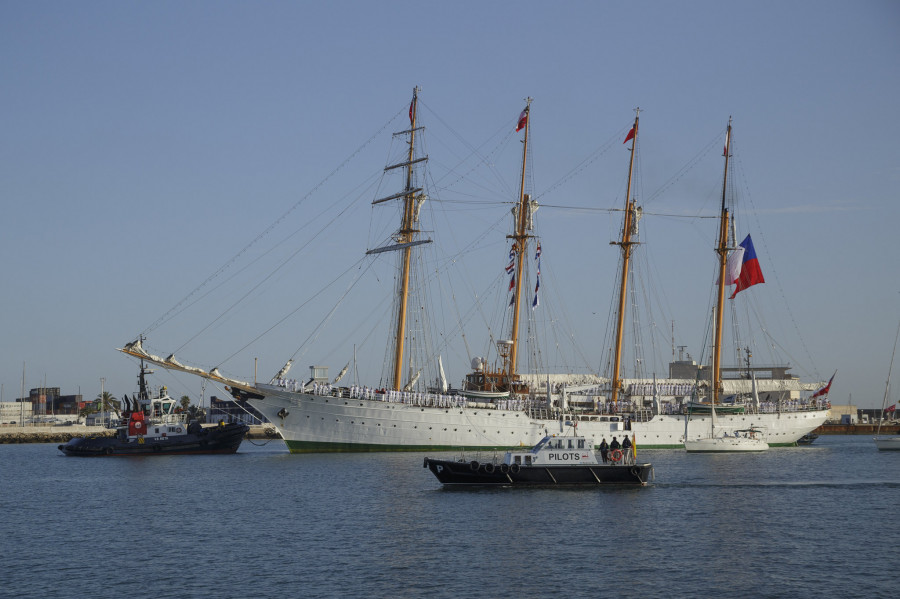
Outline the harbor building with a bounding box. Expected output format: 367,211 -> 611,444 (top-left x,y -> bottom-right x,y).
1,401 -> 33,424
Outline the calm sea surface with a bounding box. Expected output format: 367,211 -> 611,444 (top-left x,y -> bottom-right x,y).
0,435 -> 896,599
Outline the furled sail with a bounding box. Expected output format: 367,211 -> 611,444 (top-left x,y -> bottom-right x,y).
333,362 -> 349,384
403,370 -> 421,392
271,360 -> 293,383
438,355 -> 448,393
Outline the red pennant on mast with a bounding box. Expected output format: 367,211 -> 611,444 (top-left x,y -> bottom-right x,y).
811,372 -> 835,399
516,108 -> 528,132
623,124 -> 636,144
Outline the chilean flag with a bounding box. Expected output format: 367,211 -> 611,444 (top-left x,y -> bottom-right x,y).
730,234 -> 765,299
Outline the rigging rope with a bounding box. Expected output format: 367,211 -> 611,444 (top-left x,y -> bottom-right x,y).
140,108 -> 405,338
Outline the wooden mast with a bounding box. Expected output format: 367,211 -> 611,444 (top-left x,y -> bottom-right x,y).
391,87 -> 420,391
712,118 -> 733,404
506,97 -> 532,380
610,110 -> 640,407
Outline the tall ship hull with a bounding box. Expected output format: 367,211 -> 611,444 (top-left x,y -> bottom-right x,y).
236,385 -> 827,452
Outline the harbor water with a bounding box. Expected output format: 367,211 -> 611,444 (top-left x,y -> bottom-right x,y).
0,435 -> 895,598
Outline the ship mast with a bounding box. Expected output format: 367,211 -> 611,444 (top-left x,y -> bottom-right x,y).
506,97 -> 533,379
712,118 -> 733,404
390,87 -> 421,391
366,87 -> 431,391
610,109 -> 640,407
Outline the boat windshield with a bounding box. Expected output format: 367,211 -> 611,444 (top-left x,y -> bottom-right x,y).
532,436 -> 552,453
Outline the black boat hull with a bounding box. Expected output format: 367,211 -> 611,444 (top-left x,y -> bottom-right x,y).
424,457 -> 652,486
57,423 -> 249,457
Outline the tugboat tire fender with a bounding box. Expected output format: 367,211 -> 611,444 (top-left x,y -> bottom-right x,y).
469,461 -> 479,471
510,463 -> 520,474
483,463 -> 495,474
104,447 -> 113,456
630,466 -> 641,478
499,463 -> 509,474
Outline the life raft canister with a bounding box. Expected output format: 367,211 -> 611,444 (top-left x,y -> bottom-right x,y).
128,411 -> 147,437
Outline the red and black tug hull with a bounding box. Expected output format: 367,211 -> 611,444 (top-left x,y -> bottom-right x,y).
58,423 -> 249,457
423,457 -> 652,486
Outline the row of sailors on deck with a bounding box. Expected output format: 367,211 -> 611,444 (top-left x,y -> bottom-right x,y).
275,378 -> 304,392
272,377 -> 831,415
758,397 -> 830,412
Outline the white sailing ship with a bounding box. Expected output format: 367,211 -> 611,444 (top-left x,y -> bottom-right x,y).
120,94 -> 829,452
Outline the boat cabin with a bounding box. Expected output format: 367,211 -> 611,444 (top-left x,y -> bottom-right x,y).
502,435 -> 601,466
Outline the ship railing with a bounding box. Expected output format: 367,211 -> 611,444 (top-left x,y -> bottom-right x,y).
452,449 -> 503,465
605,448 -> 637,465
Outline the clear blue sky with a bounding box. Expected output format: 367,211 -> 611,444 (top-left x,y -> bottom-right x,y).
2,1 -> 898,408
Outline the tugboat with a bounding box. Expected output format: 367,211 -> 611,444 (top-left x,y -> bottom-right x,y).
423,433 -> 652,486
58,361 -> 249,457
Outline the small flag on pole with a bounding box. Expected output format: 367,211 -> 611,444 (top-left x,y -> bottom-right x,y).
811,372 -> 836,399
623,124 -> 636,144
516,107 -> 528,132
532,243 -> 542,310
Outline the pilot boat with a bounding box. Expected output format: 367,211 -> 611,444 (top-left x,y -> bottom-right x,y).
423,432 -> 652,486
